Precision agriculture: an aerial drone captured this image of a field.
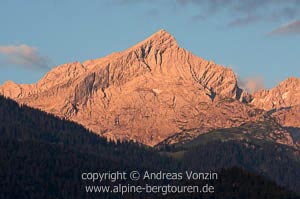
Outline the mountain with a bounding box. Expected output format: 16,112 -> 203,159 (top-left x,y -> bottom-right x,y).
0,95 -> 299,198
0,29 -> 296,147
251,77 -> 300,144
251,77 -> 300,110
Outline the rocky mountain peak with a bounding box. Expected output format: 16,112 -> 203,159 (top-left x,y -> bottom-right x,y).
278,77 -> 300,89
0,80 -> 21,98
125,29 -> 178,58
0,29 -> 290,146
136,29 -> 177,47
251,77 -> 300,110
37,61 -> 87,90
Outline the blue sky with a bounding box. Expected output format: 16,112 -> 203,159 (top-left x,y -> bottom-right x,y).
0,0 -> 299,91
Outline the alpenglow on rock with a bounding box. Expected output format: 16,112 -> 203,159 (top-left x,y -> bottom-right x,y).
251,77 -> 300,137
251,77 -> 300,111
0,30 -> 293,146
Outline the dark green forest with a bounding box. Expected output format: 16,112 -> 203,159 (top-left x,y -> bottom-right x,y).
0,95 -> 299,199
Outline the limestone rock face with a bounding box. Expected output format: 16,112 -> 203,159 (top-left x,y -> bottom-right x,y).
251,77 -> 300,110
0,30 -> 293,146
271,105 -> 300,127
251,78 -> 300,129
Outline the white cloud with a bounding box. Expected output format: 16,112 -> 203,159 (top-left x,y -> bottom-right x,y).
0,44 -> 50,69
238,76 -> 265,93
268,20 -> 300,36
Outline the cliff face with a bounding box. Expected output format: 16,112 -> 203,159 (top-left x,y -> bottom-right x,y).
0,30 -> 294,146
250,77 -> 300,145
251,77 -> 300,110
251,78 -> 300,126
271,105 -> 300,127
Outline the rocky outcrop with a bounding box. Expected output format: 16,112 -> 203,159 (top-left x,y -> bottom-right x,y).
251,77 -> 300,126
251,77 -> 300,110
250,77 -> 300,145
0,30 -> 294,146
271,105 -> 300,127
